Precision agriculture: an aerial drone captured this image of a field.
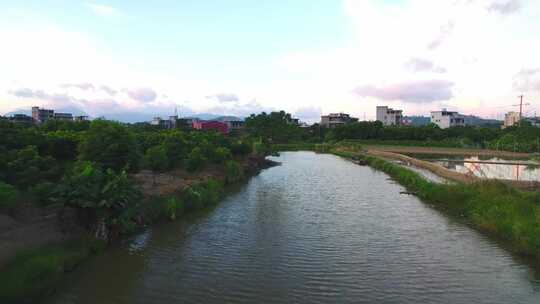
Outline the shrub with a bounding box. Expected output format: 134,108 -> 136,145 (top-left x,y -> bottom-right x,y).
0,182 -> 18,210
224,160 -> 244,184
210,147 -> 232,164
29,182 -> 58,207
186,147 -> 207,172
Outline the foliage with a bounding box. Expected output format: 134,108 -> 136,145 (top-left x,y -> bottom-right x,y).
0,239 -> 99,304
210,147 -> 232,164
29,182 -> 58,207
183,179 -> 224,211
164,197 -> 184,220
334,150 -> 540,257
245,111 -> 304,143
3,146 -> 62,189
79,120 -> 139,171
0,182 -> 18,210
186,147 -> 207,172
224,160 -> 244,184
57,161 -> 141,217
143,145 -> 169,172
230,141 -> 252,156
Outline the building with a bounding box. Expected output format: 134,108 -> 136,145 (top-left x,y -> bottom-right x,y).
150,116 -> 173,129
525,117 -> 540,128
9,114 -> 33,124
32,106 -> 54,124
53,112 -> 73,121
376,106 -> 403,126
503,111 -> 521,129
226,120 -> 245,135
192,120 -> 229,135
430,109 -> 466,129
320,113 -> 358,128
74,115 -> 89,121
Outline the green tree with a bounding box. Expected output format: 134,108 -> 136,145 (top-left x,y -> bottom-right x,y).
79,120 -> 140,171
144,145 -> 169,172
186,147 -> 207,172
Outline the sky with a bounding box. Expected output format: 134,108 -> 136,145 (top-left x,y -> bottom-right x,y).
0,0 -> 539,122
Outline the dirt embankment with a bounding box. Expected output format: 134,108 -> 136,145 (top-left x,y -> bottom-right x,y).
363,148 -> 540,191
364,145 -> 531,158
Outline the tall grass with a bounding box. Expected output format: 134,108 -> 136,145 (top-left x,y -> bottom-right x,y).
0,238 -> 104,304
333,150 -> 540,257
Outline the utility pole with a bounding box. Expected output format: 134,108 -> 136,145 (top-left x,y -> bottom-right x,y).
513,95 -> 530,127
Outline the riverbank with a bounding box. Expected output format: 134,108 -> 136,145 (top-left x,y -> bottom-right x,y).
0,155 -> 274,304
331,149 -> 540,259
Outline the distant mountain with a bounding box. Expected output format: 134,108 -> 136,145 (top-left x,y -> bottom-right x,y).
184,114 -> 243,121
462,115 -> 502,127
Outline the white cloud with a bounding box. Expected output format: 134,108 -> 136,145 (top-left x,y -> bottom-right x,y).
86,3 -> 118,17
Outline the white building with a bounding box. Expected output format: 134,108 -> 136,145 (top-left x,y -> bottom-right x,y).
376,106 -> 403,126
430,109 -> 465,129
503,111 -> 520,129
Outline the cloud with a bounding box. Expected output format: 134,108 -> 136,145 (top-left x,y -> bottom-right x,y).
60,83 -> 95,91
488,0 -> 521,15
126,87 -> 157,102
100,85 -> 117,96
86,3 -> 118,17
513,68 -> 540,91
206,93 -> 239,103
353,80 -> 455,103
9,88 -> 75,104
405,57 -> 447,73
427,21 -> 454,50
294,106 -> 322,122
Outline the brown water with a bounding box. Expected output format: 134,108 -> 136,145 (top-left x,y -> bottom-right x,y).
48,152 -> 540,304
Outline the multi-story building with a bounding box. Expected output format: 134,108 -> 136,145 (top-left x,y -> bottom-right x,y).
192,120 -> 229,135
430,109 -> 466,129
150,116 -> 173,129
226,120 -> 245,135
320,113 -> 358,128
32,106 -> 54,124
376,106 -> 403,126
503,111 -> 521,129
53,112 -> 73,121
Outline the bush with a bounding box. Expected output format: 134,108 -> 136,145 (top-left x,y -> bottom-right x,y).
186,147 -> 207,172
210,147 -> 232,164
143,145 -> 169,172
29,182 -> 58,207
0,182 -> 18,210
164,197 -> 184,220
224,160 -> 244,184
230,141 -> 252,156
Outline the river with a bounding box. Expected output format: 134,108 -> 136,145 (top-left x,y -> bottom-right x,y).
48,152 -> 540,304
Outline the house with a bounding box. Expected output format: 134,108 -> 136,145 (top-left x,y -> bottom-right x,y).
192,120 -> 229,134
320,113 -> 358,128
376,106 -> 403,126
430,109 -> 466,129
503,111 -> 521,129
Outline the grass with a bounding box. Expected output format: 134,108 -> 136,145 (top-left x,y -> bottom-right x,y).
333,149 -> 540,258
0,238 -> 105,304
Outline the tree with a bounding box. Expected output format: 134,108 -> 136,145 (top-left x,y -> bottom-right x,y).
143,145 -> 169,185
79,120 -> 140,171
186,147 -> 207,172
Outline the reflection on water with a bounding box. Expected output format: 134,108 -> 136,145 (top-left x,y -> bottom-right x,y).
48,152 -> 540,304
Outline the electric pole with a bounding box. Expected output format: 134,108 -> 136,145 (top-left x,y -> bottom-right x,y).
513,95 -> 530,126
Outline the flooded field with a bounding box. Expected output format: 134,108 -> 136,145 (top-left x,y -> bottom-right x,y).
409,154 -> 540,182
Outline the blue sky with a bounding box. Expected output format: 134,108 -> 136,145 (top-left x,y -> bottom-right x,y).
1,0 -> 539,122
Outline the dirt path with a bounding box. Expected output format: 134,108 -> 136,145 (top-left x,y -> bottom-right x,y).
365,145 -> 531,158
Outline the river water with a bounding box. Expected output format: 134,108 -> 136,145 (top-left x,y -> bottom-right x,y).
49,152 -> 540,304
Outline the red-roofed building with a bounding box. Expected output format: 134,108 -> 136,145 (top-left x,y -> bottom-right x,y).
192,120 -> 229,135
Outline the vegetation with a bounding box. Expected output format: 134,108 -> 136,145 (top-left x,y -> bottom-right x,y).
333,149 -> 540,257
0,238 -> 103,304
